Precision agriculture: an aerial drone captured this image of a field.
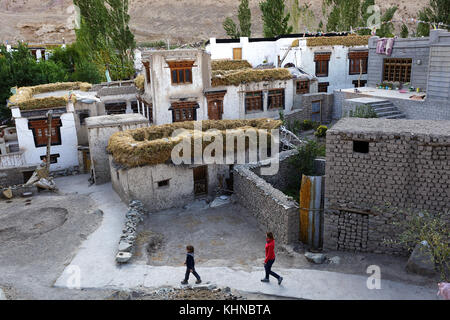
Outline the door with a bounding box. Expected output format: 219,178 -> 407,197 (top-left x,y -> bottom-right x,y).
193,166 -> 208,196
311,100 -> 321,123
233,48 -> 242,60
208,100 -> 223,120
82,150 -> 91,173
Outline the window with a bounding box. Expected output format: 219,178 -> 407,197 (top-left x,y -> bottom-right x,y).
353,141 -> 369,153
245,91 -> 263,113
314,53 -> 330,77
28,118 -> 62,147
352,80 -> 367,88
168,61 -> 194,85
157,179 -> 170,187
105,102 -> 127,115
383,58 -> 412,82
78,110 -> 90,125
318,82 -> 329,93
143,61 -> 151,83
233,48 -> 242,60
170,101 -> 199,122
40,153 -> 60,164
349,51 -> 368,75
268,89 -> 285,109
296,80 -> 309,94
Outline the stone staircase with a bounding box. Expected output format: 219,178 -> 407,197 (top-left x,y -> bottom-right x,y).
369,101 -> 406,119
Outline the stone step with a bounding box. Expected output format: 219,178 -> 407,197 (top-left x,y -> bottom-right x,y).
375,110 -> 403,117
385,114 -> 407,119
372,106 -> 397,113
369,101 -> 394,108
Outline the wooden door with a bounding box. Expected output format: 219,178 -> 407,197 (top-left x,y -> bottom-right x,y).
193,166 -> 208,196
233,48 -> 242,60
208,100 -> 223,120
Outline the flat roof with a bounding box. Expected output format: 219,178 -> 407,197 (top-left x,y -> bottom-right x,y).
330,118 -> 450,137
341,87 -> 426,101
85,114 -> 149,128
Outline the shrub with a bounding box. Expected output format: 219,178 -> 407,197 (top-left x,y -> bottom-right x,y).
348,105 -> 378,118
314,125 -> 328,138
300,119 -> 319,131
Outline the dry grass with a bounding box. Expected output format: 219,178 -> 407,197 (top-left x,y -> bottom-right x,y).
9,82 -> 92,110
134,75 -> 145,91
306,35 -> 370,47
211,59 -> 252,71
108,119 -> 282,168
211,68 -> 292,87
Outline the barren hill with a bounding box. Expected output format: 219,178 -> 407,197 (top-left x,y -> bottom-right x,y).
0,0 -> 427,45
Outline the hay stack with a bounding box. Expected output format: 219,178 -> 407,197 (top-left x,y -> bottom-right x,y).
211,68 -> 292,87
108,119 -> 282,168
9,82 -> 92,110
306,35 -> 370,47
211,59 -> 253,71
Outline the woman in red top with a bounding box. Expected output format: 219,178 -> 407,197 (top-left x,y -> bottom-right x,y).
261,232 -> 283,285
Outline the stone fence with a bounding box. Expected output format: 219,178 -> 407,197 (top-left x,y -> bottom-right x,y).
233,150 -> 299,244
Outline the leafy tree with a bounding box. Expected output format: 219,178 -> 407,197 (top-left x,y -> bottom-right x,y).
238,0 -> 252,37
289,0 -> 316,33
376,5 -> 397,38
223,0 -> 252,39
323,0 -> 361,32
357,0 -> 375,35
223,17 -> 241,39
259,0 -> 293,37
400,23 -> 409,38
416,0 -> 450,37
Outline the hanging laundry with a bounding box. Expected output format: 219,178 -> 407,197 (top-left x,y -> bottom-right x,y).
385,38 -> 395,56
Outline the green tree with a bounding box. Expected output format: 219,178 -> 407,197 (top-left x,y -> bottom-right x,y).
400,23 -> 409,38
259,0 -> 293,37
238,0 -> 252,37
417,0 -> 450,37
223,17 -> 241,39
223,0 -> 252,39
289,0 -> 316,33
376,5 -> 397,38
323,0 -> 361,32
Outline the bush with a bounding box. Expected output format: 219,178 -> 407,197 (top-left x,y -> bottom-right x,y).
348,105 -> 378,118
284,139 -> 326,202
300,119 -> 319,131
314,125 -> 328,138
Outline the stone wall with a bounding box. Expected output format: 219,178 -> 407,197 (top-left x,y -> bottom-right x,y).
288,93 -> 334,124
324,118 -> 450,255
335,90 -> 450,120
86,114 -> 149,185
233,150 -> 299,244
0,165 -> 36,188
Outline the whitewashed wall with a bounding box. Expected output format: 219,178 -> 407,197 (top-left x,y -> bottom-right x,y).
206,37 -> 368,92
13,108 -> 79,171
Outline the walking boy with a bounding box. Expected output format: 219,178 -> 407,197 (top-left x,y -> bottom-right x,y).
181,245 -> 201,285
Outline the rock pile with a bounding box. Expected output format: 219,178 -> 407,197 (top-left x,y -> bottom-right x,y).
116,200 -> 147,263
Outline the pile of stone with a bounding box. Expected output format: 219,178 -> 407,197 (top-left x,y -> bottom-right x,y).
116,200 -> 147,263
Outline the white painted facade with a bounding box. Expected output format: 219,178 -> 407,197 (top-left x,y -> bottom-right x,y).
206,36 -> 368,93
11,107 -> 79,172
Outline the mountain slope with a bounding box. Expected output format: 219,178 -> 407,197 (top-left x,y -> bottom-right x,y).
0,0 -> 428,45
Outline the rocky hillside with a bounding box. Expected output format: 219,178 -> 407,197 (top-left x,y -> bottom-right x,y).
0,0 -> 427,45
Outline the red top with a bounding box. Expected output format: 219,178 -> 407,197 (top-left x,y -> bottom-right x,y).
265,238 -> 275,263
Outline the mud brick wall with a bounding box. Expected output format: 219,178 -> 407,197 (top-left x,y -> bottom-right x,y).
324,118 -> 450,255
233,150 -> 299,244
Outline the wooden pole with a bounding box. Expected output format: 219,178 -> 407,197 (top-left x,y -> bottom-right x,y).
45,110 -> 53,171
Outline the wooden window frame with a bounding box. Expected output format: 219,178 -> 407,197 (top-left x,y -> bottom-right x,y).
245,91 -> 263,113
348,51 -> 368,75
296,80 -> 309,94
233,48 -> 242,60
40,153 -> 60,164
28,118 -> 62,148
170,101 -> 199,122
143,61 -> 151,84
352,80 -> 367,88
168,61 -> 194,85
314,53 -> 330,77
268,89 -> 285,109
318,82 -> 329,93
383,58 -> 412,83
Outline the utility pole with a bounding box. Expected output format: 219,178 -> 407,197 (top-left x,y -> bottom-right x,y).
45,110 -> 53,171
